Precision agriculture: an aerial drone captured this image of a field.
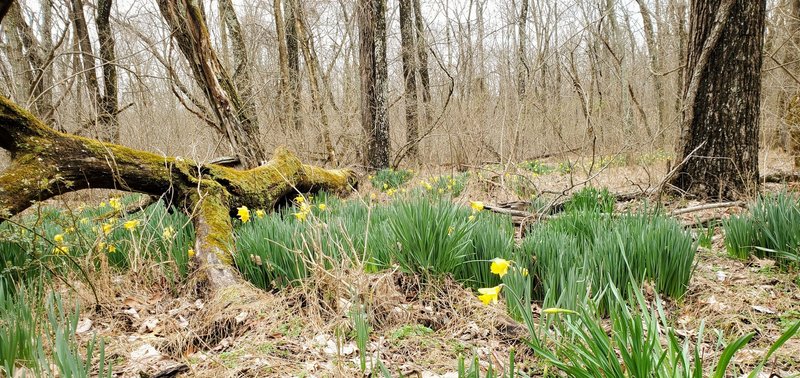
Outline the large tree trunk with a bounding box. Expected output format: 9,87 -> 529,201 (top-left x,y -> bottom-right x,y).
219,0 -> 259,136
671,0 -> 765,200
157,0 -> 267,169
786,0 -> 800,168
0,95 -> 355,290
97,0 -> 120,142
412,0 -> 432,128
399,0 -> 419,162
5,2 -> 54,125
274,0 -> 292,132
285,0 -> 303,131
359,0 -> 390,170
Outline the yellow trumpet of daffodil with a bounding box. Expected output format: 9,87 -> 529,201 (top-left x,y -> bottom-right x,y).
237,206 -> 250,223
188,248 -> 195,258
123,220 -> 140,230
477,284 -> 503,305
53,245 -> 69,255
318,203 -> 327,211
490,258 -> 511,277
53,234 -> 64,244
255,209 -> 266,219
470,201 -> 485,212
109,197 -> 122,211
294,195 -> 305,204
102,223 -> 113,235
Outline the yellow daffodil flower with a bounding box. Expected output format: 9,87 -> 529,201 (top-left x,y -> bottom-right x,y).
255,209 -> 266,219
53,234 -> 64,244
468,215 -> 476,222
123,220 -> 140,230
294,211 -> 308,222
490,258 -> 511,277
65,227 -> 75,234
470,201 -> 485,212
387,188 -> 397,197
109,198 -> 122,211
477,285 -> 503,305
102,223 -> 113,235
107,244 -> 117,253
162,226 -> 175,239
99,201 -> 107,208
237,206 -> 250,223
318,204 -> 327,211
188,248 -> 195,258
294,195 -> 305,204
53,246 -> 69,255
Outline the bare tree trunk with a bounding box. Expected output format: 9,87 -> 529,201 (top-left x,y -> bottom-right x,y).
70,0 -> 101,113
635,0 -> 667,143
671,0 -> 765,200
285,0 -> 302,131
399,0 -> 419,162
274,0 -> 291,131
219,0 -> 260,134
412,0 -> 432,128
359,0 -> 390,170
97,0 -> 120,142
294,2 -> 338,165
5,2 -> 54,124
157,0 -> 267,169
785,0 -> 800,168
517,0 -> 529,98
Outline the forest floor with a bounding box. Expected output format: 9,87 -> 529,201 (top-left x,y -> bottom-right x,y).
12,149 -> 800,377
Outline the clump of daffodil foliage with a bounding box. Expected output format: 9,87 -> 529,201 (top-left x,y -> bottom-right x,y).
0,194 -> 195,289
369,168 -> 414,191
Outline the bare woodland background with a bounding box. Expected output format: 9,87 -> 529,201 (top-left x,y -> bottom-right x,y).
0,0 -> 797,171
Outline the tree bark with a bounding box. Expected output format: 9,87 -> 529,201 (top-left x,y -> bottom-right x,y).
412,0 -> 432,128
671,0 -> 765,200
0,95 -> 355,290
97,0 -> 120,142
635,0 -> 667,143
274,0 -> 292,132
5,2 -> 54,124
285,0 -> 302,131
399,0 -> 419,162
517,0 -> 529,98
785,0 -> 800,168
219,0 -> 259,135
157,0 -> 267,169
359,0 -> 390,170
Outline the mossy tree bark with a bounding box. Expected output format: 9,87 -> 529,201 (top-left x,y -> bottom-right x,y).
0,95 -> 356,290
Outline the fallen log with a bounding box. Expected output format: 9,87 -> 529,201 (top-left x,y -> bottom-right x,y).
0,95 -> 356,291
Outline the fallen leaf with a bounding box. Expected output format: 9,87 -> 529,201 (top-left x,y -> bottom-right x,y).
123,307 -> 140,319
130,343 -> 161,364
235,311 -> 248,323
75,318 -> 92,334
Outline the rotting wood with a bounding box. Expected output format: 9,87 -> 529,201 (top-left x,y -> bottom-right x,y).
0,95 -> 356,291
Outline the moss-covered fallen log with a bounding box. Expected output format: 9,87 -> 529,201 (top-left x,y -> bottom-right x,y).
0,95 -> 356,289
